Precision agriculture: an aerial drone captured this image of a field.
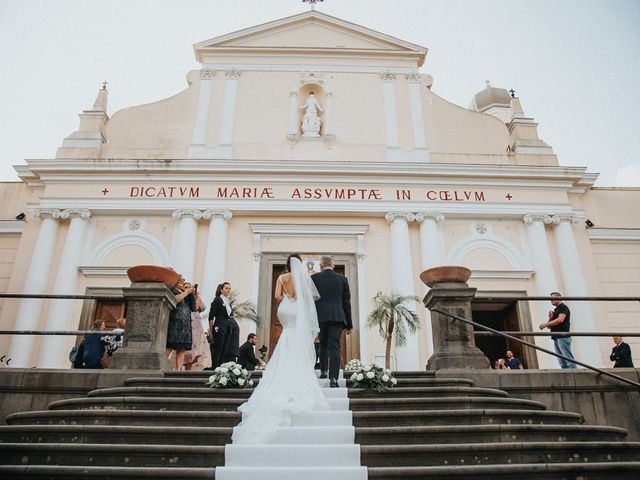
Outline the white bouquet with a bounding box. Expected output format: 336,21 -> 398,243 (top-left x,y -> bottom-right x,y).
205,361 -> 254,389
345,358 -> 364,372
349,363 -> 397,392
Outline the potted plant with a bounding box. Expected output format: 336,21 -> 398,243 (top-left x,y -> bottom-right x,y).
229,292 -> 261,327
367,291 -> 420,369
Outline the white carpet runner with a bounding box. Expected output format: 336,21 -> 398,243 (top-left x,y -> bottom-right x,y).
215,375 -> 368,480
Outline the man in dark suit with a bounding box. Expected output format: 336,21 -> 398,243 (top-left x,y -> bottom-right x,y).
610,336 -> 634,368
311,255 -> 352,388
238,333 -> 262,371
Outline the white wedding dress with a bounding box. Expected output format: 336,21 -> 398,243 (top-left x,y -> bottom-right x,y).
231,257 -> 330,444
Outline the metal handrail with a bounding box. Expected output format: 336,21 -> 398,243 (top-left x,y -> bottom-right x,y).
474,331 -> 640,337
0,330 -> 123,336
0,293 -> 123,300
430,307 -> 640,389
472,295 -> 640,302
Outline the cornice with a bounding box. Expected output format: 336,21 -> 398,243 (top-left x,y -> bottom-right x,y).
0,221 -> 26,234
250,223 -> 369,236
587,228 -> 640,242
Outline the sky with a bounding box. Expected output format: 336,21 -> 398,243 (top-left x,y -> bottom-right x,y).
1,0 -> 639,186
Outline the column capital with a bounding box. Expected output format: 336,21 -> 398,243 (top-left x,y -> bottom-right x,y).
203,209 -> 233,221
253,252 -> 262,261
551,214 -> 577,225
523,214 -> 552,225
60,208 -> 91,220
415,211 -> 444,224
385,212 -> 415,223
380,70 -> 396,82
172,209 -> 203,221
405,72 -> 420,83
225,68 -> 241,79
29,208 -> 63,220
200,68 -> 215,80
290,90 -> 298,97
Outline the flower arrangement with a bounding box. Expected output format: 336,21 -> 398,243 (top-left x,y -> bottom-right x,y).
205,361 -> 254,388
349,363 -> 397,392
345,358 -> 364,372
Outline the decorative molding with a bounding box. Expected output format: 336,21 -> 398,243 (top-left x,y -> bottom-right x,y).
587,228 -> 640,242
78,266 -> 129,277
380,70 -> 396,81
523,214 -> 552,225
200,68 -> 216,79
448,235 -> 529,270
405,72 -> 420,83
323,133 -> 336,147
299,72 -> 324,86
203,209 -> 233,221
471,270 -> 534,280
253,252 -> 262,261
289,90 -> 298,97
225,68 -> 241,79
250,223 -> 368,236
126,219 -> 142,232
415,212 -> 444,224
551,214 -> 577,225
87,231 -> 169,266
172,209 -> 204,221
475,223 -> 488,234
0,221 -> 26,234
385,212 -> 415,223
29,208 -> 62,220
60,208 -> 91,220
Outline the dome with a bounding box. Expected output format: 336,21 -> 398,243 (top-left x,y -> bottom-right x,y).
470,81 -> 511,112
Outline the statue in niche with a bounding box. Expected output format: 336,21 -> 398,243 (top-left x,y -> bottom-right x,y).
300,92 -> 323,137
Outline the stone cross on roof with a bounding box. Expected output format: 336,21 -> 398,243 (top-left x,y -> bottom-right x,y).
303,0 -> 324,10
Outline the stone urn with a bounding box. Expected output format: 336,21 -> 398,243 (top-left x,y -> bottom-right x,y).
420,265 -> 471,287
127,265 -> 181,288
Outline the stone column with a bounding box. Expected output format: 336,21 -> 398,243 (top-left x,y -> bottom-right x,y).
356,234 -> 368,363
424,273 -> 487,370
219,69 -> 240,151
110,283 -> 176,370
201,210 -> 233,312
37,208 -> 91,368
8,209 -> 61,367
523,214 -> 559,369
406,73 -> 429,160
385,212 -> 420,370
551,214 -> 602,367
415,211 -> 445,360
171,209 -> 202,282
381,71 -> 400,161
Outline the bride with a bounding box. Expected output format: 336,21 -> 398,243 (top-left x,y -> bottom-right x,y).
231,254 -> 330,444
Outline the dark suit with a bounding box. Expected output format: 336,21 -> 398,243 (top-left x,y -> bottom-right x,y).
312,268 -> 352,380
208,296 -> 239,368
610,341 -> 634,368
238,341 -> 260,371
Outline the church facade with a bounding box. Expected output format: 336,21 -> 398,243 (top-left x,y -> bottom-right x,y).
1,11 -> 638,370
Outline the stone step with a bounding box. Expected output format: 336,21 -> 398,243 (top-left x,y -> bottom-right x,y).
224,443 -> 361,467
8,408 -> 352,428
352,408 -> 585,427
87,385 -> 348,399
87,385 -> 503,399
48,396 -> 348,412
0,466 -> 216,480
124,376 -> 471,388
0,443 -> 224,468
215,466 -> 368,480
360,441 -> 640,467
347,396 -> 546,411
0,424 -> 233,446
6,409 -> 242,427
367,462 -> 640,479
355,424 -> 629,445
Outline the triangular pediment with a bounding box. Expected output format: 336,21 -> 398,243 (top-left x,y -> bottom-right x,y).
194,11 -> 427,65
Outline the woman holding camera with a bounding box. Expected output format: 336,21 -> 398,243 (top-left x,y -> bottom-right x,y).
182,283 -> 212,370
165,277 -> 194,370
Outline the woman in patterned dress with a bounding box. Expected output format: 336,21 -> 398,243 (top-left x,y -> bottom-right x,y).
165,277 -> 194,370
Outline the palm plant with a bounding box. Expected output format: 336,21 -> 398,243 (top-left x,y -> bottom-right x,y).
367,291 -> 421,369
229,292 -> 261,328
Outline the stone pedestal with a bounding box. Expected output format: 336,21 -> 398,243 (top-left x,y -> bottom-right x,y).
110,282 -> 176,370
424,281 -> 487,370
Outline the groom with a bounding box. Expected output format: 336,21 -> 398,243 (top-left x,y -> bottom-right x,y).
312,255 -> 352,388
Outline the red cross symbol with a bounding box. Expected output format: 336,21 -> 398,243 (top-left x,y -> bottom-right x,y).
101,188 -> 109,195
505,193 -> 513,201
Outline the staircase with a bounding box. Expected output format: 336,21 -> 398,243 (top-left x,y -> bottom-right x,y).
1,370 -> 639,479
